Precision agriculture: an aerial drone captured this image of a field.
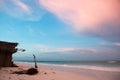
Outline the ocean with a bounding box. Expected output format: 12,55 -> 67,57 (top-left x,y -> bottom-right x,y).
15,60 -> 120,72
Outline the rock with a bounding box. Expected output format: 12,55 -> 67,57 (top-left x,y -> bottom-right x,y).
26,68 -> 38,75
11,68 -> 38,75
44,72 -> 47,75
12,70 -> 26,74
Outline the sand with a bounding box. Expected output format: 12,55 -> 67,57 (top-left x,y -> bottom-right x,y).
0,63 -> 120,80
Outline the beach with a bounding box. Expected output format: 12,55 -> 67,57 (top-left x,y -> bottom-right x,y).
0,62 -> 120,80
1,0 -> 120,80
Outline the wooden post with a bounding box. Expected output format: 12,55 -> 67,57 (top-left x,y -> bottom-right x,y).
33,54 -> 38,68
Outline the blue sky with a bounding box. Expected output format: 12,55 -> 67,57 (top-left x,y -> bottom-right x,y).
0,0 -> 120,61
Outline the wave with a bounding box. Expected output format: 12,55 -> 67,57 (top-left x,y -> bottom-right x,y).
15,61 -> 120,72
37,63 -> 120,72
107,61 -> 118,63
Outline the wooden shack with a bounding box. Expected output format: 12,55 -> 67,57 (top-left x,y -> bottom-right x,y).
0,41 -> 18,67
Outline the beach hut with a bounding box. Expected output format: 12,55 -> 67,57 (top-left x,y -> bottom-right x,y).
0,41 -> 18,67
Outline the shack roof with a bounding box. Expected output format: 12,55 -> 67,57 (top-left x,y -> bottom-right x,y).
0,41 -> 18,45
0,41 -> 18,53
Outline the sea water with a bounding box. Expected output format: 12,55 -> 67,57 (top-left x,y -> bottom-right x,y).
15,60 -> 120,72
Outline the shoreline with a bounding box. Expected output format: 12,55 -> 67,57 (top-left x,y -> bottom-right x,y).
15,61 -> 120,72
0,62 -> 120,80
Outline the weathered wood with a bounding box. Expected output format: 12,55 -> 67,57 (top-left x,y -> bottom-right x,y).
33,54 -> 38,68
0,41 -> 18,53
0,41 -> 18,67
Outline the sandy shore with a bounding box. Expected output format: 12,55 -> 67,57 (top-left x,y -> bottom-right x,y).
0,62 -> 120,80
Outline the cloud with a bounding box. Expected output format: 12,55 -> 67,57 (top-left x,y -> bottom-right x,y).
12,0 -> 30,13
0,0 -> 4,7
77,48 -> 96,54
58,48 -> 96,54
0,0 -> 46,21
41,47 -> 96,54
14,43 -> 120,60
99,41 -> 120,47
39,0 -> 120,42
54,48 -> 75,52
30,43 -> 96,54
39,31 -> 47,36
115,42 -> 120,46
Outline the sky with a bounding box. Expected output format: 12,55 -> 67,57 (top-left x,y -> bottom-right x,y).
0,0 -> 120,61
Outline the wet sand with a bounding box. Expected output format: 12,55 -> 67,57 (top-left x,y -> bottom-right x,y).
0,62 -> 120,80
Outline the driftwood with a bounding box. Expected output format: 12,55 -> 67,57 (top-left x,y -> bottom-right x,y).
33,54 -> 38,68
26,68 -> 38,75
12,68 -> 38,75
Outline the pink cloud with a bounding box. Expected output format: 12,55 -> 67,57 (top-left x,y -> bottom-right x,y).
32,45 -> 96,54
50,48 -> 96,54
0,0 -> 4,6
78,48 -> 96,54
55,48 -> 75,52
40,0 -> 119,31
39,0 -> 120,41
39,47 -> 76,53
115,42 -> 120,46
12,0 -> 30,13
0,0 -> 46,21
